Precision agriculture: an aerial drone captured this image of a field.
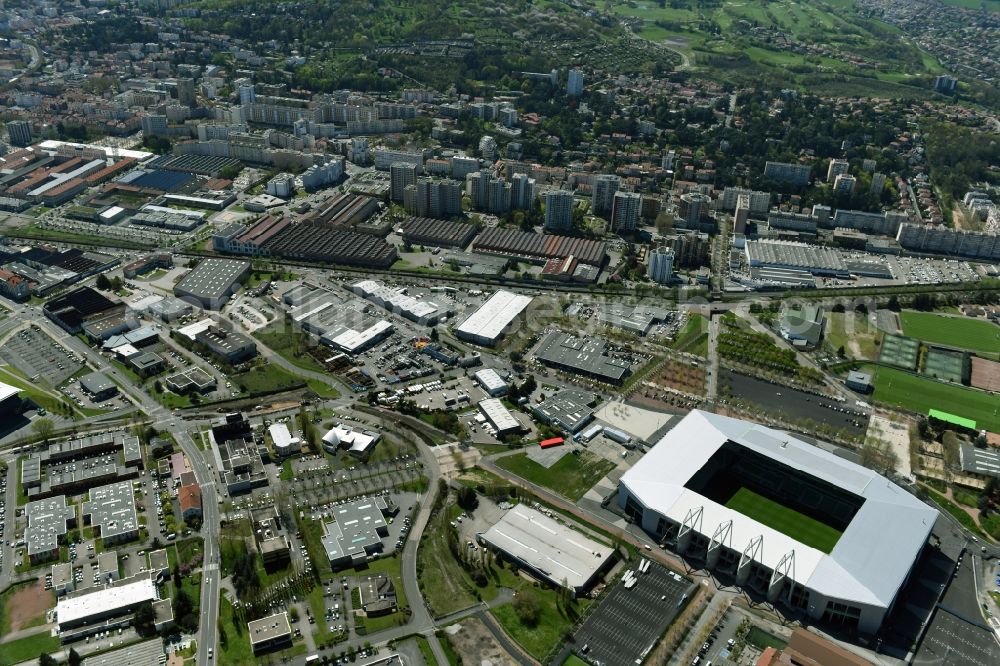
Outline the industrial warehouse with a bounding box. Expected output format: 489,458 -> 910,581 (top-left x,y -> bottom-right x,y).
480,505 -> 614,595
618,411 -> 938,635
454,290 -> 533,346
472,227 -> 608,267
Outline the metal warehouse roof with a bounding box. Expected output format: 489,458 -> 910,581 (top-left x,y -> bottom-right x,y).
480,504 -> 612,590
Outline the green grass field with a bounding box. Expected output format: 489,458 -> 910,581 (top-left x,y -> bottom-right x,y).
671,314 -> 709,357
0,631 -> 61,665
725,488 -> 843,553
900,311 -> 1000,355
859,363 -> 1000,433
495,451 -> 616,501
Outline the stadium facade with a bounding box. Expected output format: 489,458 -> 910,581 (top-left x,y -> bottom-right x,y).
618,411 -> 937,634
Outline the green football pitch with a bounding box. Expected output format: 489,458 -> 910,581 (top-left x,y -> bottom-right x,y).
900,311 -> 1000,355
725,488 -> 843,553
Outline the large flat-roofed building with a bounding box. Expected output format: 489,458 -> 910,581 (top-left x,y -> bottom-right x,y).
534,331 -> 631,385
473,227 -> 607,267
44,287 -> 125,335
26,495 -> 76,564
455,290 -> 533,346
531,389 -> 596,433
248,612 -> 293,655
745,240 -> 849,278
350,279 -> 448,326
194,324 -> 257,363
173,258 -> 251,309
618,411 -> 938,634
320,496 -> 393,569
79,371 -> 118,402
55,576 -> 158,631
82,481 -> 139,546
478,398 -> 522,435
480,505 -> 614,595
474,368 -> 508,397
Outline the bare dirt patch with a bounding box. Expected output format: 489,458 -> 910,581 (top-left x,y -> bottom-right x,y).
970,356 -> 1000,392
447,617 -> 520,666
4,580 -> 52,634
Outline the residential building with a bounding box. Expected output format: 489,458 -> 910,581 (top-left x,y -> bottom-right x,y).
647,246 -> 675,284
390,162 -> 419,202
763,161 -> 812,187
871,172 -> 886,196
6,120 -> 31,147
511,172 -> 535,210
248,613 -> 293,655
611,191 -> 641,232
826,159 -> 849,183
479,135 -> 498,163
833,174 -> 856,196
567,69 -> 584,96
591,174 -> 621,217
544,190 -> 575,232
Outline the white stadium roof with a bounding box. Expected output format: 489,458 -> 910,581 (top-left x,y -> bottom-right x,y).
0,381 -> 20,403
620,410 -> 937,609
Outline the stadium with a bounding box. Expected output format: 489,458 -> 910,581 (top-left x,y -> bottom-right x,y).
618,411 -> 937,635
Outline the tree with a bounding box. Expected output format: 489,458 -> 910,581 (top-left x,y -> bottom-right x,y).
512,590 -> 541,627
32,418 -> 55,443
886,295 -> 901,312
95,273 -> 111,290
68,648 -> 83,666
836,345 -> 846,358
39,655 -> 57,666
134,601 -> 156,636
456,486 -> 479,512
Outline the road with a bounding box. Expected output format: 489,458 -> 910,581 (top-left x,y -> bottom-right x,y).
171,423 -> 222,666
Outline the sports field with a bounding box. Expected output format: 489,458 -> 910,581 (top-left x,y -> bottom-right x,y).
725,487 -> 842,553
860,363 -> 1000,433
900,311 -> 1000,355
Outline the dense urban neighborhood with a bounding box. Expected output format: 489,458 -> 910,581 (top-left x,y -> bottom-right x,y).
0,1 -> 998,666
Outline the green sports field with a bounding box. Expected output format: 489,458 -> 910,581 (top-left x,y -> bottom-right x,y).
900,311 -> 1000,355
725,487 -> 843,553
860,363 -> 1000,433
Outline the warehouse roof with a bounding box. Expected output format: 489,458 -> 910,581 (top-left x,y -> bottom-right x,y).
481,505 -> 612,590
478,398 -> 521,433
174,258 -> 250,303
534,331 -> 630,383
455,290 -> 532,343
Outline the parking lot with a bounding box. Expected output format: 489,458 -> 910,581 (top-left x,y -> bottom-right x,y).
0,325 -> 83,386
722,370 -> 870,437
570,561 -> 696,666
912,607 -> 999,666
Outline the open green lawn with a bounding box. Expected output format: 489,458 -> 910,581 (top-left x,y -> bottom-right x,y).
859,363 -> 1000,433
252,322 -> 329,375
217,596 -> 255,665
491,588 -> 587,661
725,488 -> 842,553
824,312 -> 881,360
231,363 -> 305,395
495,451 -> 615,501
672,314 -> 708,357
900,311 -> 1000,355
0,631 -> 61,664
